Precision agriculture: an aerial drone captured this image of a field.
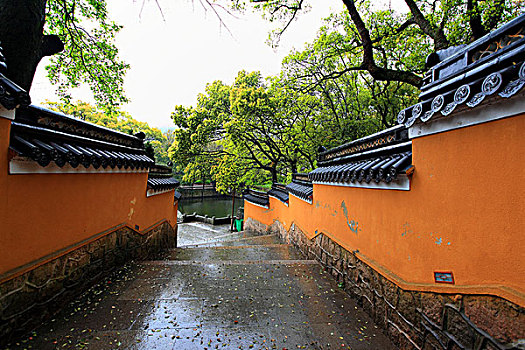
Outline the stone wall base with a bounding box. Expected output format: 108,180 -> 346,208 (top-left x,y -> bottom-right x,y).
0,221 -> 176,346
245,218 -> 524,350
178,188 -> 226,199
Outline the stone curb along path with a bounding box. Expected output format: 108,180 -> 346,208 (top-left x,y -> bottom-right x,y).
5,223 -> 395,350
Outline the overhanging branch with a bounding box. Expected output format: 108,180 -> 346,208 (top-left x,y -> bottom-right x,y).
342,0 -> 422,87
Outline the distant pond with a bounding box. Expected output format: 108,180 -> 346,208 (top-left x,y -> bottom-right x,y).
178,197 -> 242,218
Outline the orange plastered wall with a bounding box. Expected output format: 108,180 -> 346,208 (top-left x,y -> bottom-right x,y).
0,119 -> 177,277
246,115 -> 525,306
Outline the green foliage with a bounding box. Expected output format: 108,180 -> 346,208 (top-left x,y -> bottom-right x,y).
44,0 -> 129,112
172,1 -> 523,190
422,0 -> 521,45
46,101 -> 172,165
169,79 -> 233,185
280,10 -> 419,143
170,69 -> 347,191
229,0 -> 523,81
212,153 -> 266,194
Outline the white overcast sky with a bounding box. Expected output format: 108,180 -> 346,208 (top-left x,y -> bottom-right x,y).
30,0 -> 406,130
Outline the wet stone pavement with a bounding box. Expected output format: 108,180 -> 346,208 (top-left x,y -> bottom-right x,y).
6,223 -> 395,350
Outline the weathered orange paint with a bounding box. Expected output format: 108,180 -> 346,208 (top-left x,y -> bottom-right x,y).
0,118 -> 177,279
246,115 -> 525,306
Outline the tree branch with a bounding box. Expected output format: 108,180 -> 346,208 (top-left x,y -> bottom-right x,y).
403,0 -> 449,50
467,0 -> 486,39
341,0 -> 422,87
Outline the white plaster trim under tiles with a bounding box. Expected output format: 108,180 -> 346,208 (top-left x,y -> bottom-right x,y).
0,105 -> 15,120
244,200 -> 269,209
268,195 -> 289,206
147,188 -> 174,197
9,156 -> 148,175
313,174 -> 410,191
289,192 -> 313,204
409,92 -> 525,139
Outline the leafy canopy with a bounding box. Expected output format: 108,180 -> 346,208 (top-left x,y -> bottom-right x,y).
225,0 -> 523,86
44,0 -> 129,112
172,1 -> 522,190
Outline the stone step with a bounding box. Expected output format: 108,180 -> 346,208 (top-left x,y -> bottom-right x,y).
178,233 -> 281,248
176,222 -> 271,247
13,258 -> 394,350
6,222 -> 396,350
142,259 -> 318,266
165,244 -> 304,262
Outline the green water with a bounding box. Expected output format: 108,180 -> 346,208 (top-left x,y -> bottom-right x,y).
179,198 -> 242,218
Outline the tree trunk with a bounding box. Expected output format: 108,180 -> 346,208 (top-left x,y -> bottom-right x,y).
201,172 -> 205,201
403,0 -> 449,50
290,160 -> 297,175
271,166 -> 277,182
0,0 -> 48,90
230,189 -> 236,232
342,0 -> 422,87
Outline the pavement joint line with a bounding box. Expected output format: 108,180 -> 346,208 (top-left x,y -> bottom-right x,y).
188,229 -> 244,240
178,233 -> 277,248
184,222 -> 223,233
140,259 -> 319,265
172,243 -> 290,250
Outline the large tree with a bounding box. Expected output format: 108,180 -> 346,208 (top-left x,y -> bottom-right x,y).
279,9 -> 420,141
231,0 -> 522,87
2,0 -> 519,109
0,0 -> 128,110
170,70 -> 333,185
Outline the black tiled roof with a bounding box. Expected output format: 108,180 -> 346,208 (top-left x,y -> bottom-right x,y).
286,175 -> 313,201
398,14 -> 525,127
243,189 -> 269,207
318,125 -> 409,166
147,177 -> 180,191
267,183 -> 289,203
0,74 -> 30,110
308,142 -> 412,183
149,164 -> 173,176
0,45 -> 31,110
16,105 -> 144,148
310,150 -> 412,184
9,105 -> 154,169
10,123 -> 154,169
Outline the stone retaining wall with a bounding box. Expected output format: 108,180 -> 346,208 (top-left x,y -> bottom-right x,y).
245,217 -> 524,350
181,213 -> 232,225
0,221 -> 176,346
178,187 -> 223,199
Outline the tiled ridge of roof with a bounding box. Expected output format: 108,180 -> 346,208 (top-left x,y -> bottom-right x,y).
310,151 -> 412,185
149,164 -> 173,177
10,122 -> 153,169
0,74 -> 30,110
0,45 -> 31,110
243,188 -> 269,207
398,61 -> 525,128
267,183 -> 289,203
9,105 -> 155,170
318,125 -> 408,166
147,177 -> 180,191
286,175 -> 313,201
398,13 -> 525,128
310,142 -> 413,185
16,105 -> 144,149
147,164 -> 179,192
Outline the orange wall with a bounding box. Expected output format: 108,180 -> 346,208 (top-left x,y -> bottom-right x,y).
246,115 -> 525,306
0,118 -> 177,279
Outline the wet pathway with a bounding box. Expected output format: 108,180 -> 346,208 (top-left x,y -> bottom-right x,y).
6,223 -> 395,349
